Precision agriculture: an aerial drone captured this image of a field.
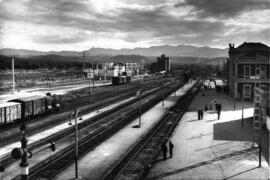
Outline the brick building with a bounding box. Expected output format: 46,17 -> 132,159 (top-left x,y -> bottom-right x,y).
228,42 -> 270,99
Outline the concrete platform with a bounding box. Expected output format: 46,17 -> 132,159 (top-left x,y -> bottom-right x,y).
53,81 -> 196,180
146,79 -> 269,180
0,96 -> 135,180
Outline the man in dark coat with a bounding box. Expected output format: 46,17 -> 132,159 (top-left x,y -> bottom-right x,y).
201,109 -> 204,119
161,142 -> 167,160
205,104 -> 208,111
216,103 -> 222,119
169,141 -> 174,158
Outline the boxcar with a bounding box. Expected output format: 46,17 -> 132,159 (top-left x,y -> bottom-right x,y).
0,102 -> 22,125
112,76 -> 131,85
121,76 -> 127,84
9,96 -> 46,119
112,77 -> 121,85
127,76 -> 131,83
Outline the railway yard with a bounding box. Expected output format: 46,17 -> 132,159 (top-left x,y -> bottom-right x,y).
0,75 -> 269,180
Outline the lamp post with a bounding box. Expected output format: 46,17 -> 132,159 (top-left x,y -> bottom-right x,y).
11,124 -> 32,180
241,88 -> 244,128
162,94 -> 164,107
136,89 -> 142,128
69,107 -> 82,179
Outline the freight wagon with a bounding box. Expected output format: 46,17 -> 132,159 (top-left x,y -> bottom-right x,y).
0,94 -> 61,126
0,102 -> 22,125
111,76 -> 132,85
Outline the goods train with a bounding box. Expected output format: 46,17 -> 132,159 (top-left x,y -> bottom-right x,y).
0,94 -> 61,126
111,76 -> 131,85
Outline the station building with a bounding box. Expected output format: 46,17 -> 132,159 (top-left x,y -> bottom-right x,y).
254,87 -> 270,131
227,42 -> 270,100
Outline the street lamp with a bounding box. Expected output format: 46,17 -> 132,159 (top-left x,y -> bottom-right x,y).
241,88 -> 244,128
162,94 -> 164,107
11,124 -> 32,180
133,89 -> 142,128
68,108 -> 81,179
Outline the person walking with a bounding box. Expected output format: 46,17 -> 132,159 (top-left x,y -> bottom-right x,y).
169,141 -> 174,158
198,109 -> 201,120
161,142 -> 167,160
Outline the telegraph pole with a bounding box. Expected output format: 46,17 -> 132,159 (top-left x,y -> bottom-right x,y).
104,62 -> 107,84
11,58 -> 15,93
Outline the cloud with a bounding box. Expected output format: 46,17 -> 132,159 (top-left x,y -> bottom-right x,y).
33,33 -> 88,44
0,0 -> 269,50
175,0 -> 270,18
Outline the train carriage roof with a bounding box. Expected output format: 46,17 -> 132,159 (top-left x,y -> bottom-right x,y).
8,95 -> 45,103
0,102 -> 21,108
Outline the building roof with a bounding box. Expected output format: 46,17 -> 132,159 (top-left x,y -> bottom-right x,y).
9,95 -> 44,102
240,51 -> 256,58
0,102 -> 21,108
230,42 -> 270,57
237,42 -> 269,50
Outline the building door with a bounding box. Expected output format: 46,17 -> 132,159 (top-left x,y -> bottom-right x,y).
243,84 -> 252,99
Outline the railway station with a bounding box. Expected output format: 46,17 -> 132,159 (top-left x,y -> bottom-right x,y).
0,1 -> 270,180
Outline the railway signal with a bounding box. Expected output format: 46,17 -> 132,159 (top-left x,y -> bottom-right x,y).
0,165 -> 5,178
0,166 -> 4,172
11,124 -> 32,180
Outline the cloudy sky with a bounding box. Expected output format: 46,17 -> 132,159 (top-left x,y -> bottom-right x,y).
0,0 -> 269,51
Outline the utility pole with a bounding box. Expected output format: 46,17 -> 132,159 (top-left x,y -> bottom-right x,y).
11,58 -> 15,93
69,108 -> 80,179
104,62 -> 107,84
81,51 -> 93,102
133,89 -> 142,128
74,108 -> 79,179
241,88 -> 244,128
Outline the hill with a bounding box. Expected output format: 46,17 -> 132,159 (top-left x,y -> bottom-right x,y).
0,44 -> 228,58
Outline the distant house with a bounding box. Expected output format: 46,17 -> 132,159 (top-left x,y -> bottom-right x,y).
227,42 -> 270,99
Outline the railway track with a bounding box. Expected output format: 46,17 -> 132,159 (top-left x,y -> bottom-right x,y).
8,80 -> 182,180
0,78 -> 173,174
0,76 -> 168,145
103,79 -> 203,180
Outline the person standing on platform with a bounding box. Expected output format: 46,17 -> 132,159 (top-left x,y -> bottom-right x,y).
205,104 -> 208,112
197,109 -> 201,120
216,103 -> 222,120
161,142 -> 167,160
201,109 -> 204,119
169,141 -> 174,158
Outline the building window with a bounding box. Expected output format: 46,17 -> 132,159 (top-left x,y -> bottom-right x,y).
244,65 -> 251,79
260,66 -> 266,79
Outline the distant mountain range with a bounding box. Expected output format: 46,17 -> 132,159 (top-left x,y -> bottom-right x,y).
0,45 -> 228,58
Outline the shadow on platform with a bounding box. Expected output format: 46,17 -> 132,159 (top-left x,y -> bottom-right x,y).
213,118 -> 269,164
148,147 -> 258,180
213,118 -> 253,142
